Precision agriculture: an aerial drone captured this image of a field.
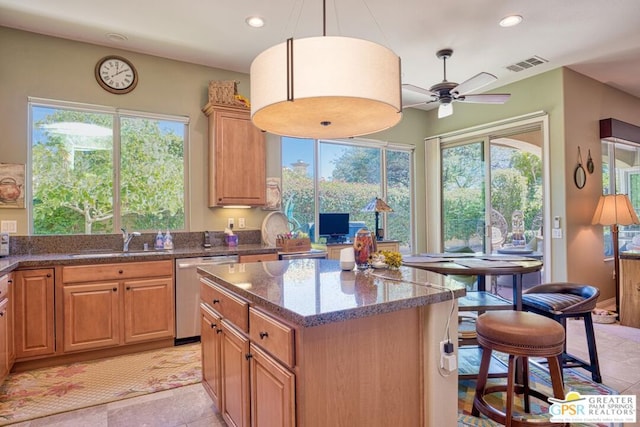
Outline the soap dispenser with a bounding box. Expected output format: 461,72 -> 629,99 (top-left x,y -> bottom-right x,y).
163,229 -> 174,250
154,230 -> 164,250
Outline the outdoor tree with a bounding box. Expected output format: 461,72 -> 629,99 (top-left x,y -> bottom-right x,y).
32,109 -> 184,234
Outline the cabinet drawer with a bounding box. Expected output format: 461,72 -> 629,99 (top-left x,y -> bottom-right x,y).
249,307 -> 295,368
63,260 -> 173,283
200,278 -> 249,333
0,274 -> 8,299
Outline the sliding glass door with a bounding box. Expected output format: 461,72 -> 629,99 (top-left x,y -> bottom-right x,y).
441,129 -> 543,255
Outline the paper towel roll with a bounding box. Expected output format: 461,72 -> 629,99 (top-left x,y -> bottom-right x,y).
339,247 -> 355,271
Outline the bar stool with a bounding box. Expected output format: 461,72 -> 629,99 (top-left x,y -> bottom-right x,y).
522,282 -> 602,383
472,311 -> 566,427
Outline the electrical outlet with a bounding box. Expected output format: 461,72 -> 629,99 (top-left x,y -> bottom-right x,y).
238,217 -> 246,229
440,340 -> 457,372
1,220 -> 17,233
227,218 -> 234,228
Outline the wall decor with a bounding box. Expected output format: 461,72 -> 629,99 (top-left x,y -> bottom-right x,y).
264,177 -> 282,210
574,147 -> 586,189
0,163 -> 25,208
587,149 -> 594,174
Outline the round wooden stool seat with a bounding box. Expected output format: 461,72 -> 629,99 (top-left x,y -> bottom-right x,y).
472,311 -> 567,427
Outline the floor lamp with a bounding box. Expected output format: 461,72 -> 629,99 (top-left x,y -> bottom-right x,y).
591,194 -> 640,314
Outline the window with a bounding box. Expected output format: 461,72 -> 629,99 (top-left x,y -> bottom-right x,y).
281,137 -> 414,253
30,99 -> 188,235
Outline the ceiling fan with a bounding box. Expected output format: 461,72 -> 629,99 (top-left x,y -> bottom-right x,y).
403,49 -> 511,118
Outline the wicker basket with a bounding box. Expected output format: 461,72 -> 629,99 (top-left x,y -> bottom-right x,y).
208,80 -> 246,107
592,311 -> 618,324
276,237 -> 311,253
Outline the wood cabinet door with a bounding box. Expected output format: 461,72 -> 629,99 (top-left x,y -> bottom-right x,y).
14,269 -> 55,358
249,343 -> 295,427
123,277 -> 175,343
221,320 -> 250,427
201,305 -> 222,409
2,273 -> 13,368
620,259 -> 640,328
210,107 -> 266,206
63,282 -> 121,352
0,298 -> 8,381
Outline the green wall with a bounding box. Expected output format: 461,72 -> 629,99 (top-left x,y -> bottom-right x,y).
0,26 -> 427,236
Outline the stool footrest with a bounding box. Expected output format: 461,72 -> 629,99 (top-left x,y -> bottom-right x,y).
474,384 -> 562,427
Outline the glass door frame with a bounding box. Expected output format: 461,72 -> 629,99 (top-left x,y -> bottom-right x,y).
425,112 -> 551,282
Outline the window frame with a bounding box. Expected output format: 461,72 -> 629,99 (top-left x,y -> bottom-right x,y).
28,97 -> 190,235
281,136 -> 415,253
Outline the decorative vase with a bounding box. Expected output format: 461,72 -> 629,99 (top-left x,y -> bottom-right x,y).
353,229 -> 375,269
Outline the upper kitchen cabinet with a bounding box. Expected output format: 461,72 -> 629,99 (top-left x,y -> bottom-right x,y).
202,103 -> 266,207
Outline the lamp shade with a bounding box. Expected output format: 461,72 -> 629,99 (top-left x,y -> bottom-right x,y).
362,197 -> 394,213
591,194 -> 640,226
250,36 -> 402,139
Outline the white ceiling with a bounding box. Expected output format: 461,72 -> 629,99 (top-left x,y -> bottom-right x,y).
2,0 -> 640,110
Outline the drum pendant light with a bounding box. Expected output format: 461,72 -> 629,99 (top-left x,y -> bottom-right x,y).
250,0 -> 402,139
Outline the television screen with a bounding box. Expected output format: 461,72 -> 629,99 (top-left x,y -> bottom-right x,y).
319,213 -> 349,237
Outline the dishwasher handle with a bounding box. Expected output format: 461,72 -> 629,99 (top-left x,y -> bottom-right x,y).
177,257 -> 239,269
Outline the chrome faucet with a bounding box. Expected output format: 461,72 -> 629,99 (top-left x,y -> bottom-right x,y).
121,228 -> 141,252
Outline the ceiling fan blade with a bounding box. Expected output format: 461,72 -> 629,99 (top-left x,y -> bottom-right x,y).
457,93 -> 511,104
402,83 -> 436,97
403,99 -> 438,109
451,72 -> 497,95
438,103 -> 453,118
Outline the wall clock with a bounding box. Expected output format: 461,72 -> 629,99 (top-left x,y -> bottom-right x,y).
95,55 -> 138,94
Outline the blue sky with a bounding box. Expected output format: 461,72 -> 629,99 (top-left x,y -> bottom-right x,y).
281,137 -> 345,180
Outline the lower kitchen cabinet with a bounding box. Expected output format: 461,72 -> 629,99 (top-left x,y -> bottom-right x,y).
201,304 -> 222,408
200,278 -> 295,427
63,282 -> 120,352
249,343 -> 295,427
620,258 -> 640,328
0,273 -> 14,381
220,319 -> 250,427
0,298 -> 8,380
61,260 -> 174,353
14,268 -> 55,359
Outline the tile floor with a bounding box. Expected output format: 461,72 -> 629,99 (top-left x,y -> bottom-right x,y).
9,307 -> 640,427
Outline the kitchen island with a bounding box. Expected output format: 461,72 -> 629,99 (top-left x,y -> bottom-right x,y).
197,259 -> 465,427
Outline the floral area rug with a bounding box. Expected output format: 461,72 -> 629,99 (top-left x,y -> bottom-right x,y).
457,352 -> 618,427
0,343 -> 201,425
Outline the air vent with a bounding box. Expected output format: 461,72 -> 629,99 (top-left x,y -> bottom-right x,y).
506,56 -> 548,72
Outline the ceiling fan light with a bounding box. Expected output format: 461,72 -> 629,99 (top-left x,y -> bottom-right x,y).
499,15 -> 523,28
250,36 -> 402,139
438,103 -> 453,118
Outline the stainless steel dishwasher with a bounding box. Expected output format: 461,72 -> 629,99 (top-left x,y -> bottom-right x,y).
175,255 -> 238,344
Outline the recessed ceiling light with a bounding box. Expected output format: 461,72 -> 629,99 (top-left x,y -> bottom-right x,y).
499,15 -> 523,27
106,32 -> 128,42
245,16 -> 265,28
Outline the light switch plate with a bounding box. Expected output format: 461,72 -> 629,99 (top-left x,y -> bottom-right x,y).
1,220 -> 17,233
238,217 -> 246,229
552,228 -> 563,239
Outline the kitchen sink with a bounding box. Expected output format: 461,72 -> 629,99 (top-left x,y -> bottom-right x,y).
70,250 -> 166,259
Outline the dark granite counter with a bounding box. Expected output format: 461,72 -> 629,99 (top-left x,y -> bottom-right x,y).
197,259 -> 466,327
0,243 -> 277,276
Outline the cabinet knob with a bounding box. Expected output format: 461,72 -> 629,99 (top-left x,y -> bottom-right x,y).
211,323 -> 217,329
126,286 -> 131,291
112,287 -> 118,292
119,270 -> 124,274
212,299 -> 220,304
46,273 -> 52,277
245,353 -> 253,360
7,280 -> 12,284
259,331 -> 269,339
0,311 -> 4,317
216,329 -> 222,334
636,283 -> 640,291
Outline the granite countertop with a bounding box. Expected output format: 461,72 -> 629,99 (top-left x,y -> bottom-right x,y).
198,259 -> 466,328
0,244 -> 278,276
